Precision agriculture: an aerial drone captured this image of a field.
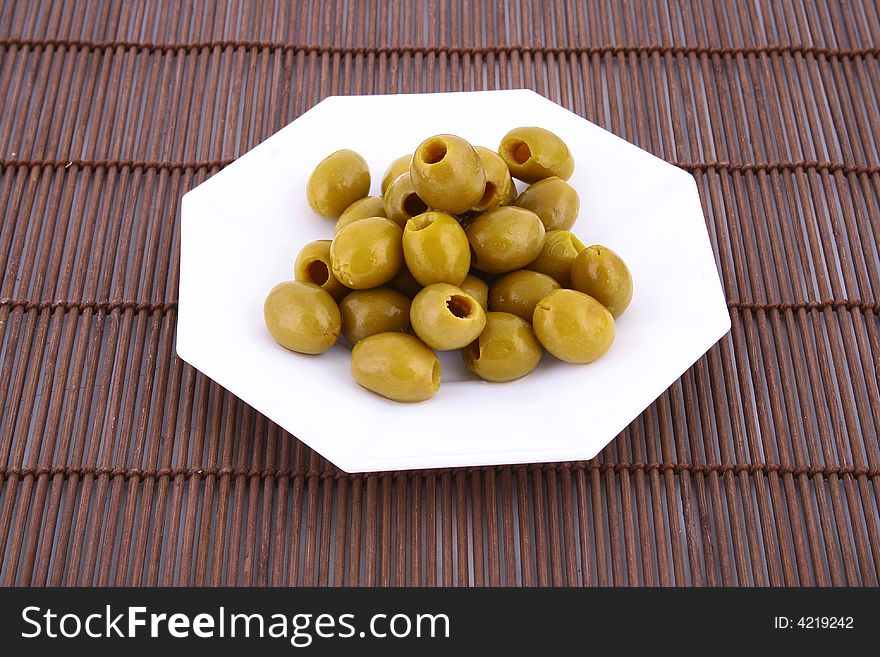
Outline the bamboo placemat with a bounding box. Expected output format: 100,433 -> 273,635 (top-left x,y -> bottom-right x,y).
0,0 -> 878,586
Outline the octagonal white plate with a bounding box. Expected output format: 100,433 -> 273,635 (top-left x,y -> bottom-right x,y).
178,89 -> 730,473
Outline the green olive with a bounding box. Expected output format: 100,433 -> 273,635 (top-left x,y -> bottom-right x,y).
570,245 -> 633,318
528,230 -> 585,288
381,154 -> 412,195
410,283 -> 487,350
461,312 -> 542,383
410,134 -> 486,214
515,177 -> 580,231
330,217 -> 404,289
403,211 -> 470,286
306,149 -> 371,218
489,270 -> 560,321
351,332 -> 441,402
466,206 -> 546,274
471,146 -> 516,212
339,288 -> 411,344
388,264 -> 423,299
293,240 -> 350,301
498,127 -> 574,183
335,196 -> 386,234
458,274 -> 489,312
263,281 -> 341,354
532,289 -> 615,363
383,172 -> 429,228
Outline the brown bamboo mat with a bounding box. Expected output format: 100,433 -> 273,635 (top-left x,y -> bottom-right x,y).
1,0 -> 879,587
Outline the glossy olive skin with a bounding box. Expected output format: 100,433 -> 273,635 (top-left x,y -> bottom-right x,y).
351,332 -> 441,402
528,230 -> 585,288
383,172 -> 429,228
335,196 -> 386,234
489,270 -> 560,322
294,240 -> 350,301
533,289 -> 615,363
330,217 -> 404,289
570,245 -> 633,318
410,134 -> 486,214
264,281 -> 341,354
466,206 -> 546,274
306,149 -> 371,218
403,211 -> 471,286
515,177 -> 580,231
388,265 -> 423,299
410,283 -> 487,350
381,154 -> 413,195
498,127 -> 574,183
462,312 -> 542,382
458,274 -> 489,312
339,288 -> 411,344
471,146 -> 516,212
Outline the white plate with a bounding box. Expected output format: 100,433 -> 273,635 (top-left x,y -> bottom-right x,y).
178,89 -> 730,473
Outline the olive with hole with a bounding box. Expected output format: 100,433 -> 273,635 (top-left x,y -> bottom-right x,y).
294,240 -> 350,301
462,312 -> 543,382
466,205 -> 546,274
306,149 -> 371,218
383,172 -> 429,227
471,146 -> 516,212
515,177 -> 580,231
335,195 -> 386,234
458,274 -> 489,312
498,127 -> 574,183
570,245 -> 633,318
339,288 -> 411,344
264,281 -> 341,354
351,332 -> 441,402
410,283 -> 487,350
410,134 -> 486,214
330,217 -> 403,289
528,230 -> 585,288
381,154 -> 412,195
403,211 -> 471,286
532,288 -> 615,364
489,269 -> 560,322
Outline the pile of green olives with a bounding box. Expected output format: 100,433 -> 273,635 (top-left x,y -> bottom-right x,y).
264,127 -> 634,402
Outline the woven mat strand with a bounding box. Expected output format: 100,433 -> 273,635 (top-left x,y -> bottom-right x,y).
0,0 -> 878,586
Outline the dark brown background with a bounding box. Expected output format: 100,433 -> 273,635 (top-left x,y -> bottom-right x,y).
1,0 -> 878,586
